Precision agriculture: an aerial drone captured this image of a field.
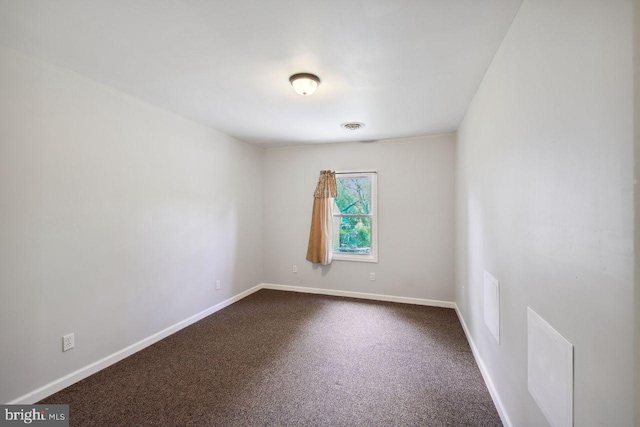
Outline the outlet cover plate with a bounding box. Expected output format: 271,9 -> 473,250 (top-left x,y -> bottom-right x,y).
63,333 -> 74,352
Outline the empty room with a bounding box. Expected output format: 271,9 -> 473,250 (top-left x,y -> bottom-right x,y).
0,0 -> 637,426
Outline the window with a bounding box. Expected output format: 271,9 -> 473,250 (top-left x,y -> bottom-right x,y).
332,171 -> 378,262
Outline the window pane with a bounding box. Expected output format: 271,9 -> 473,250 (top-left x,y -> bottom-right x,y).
335,177 -> 371,214
332,216 -> 371,254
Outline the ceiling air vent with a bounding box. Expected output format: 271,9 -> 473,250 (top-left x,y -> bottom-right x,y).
341,122 -> 365,130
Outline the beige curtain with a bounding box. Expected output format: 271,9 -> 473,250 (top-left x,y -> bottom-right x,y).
306,170 -> 337,265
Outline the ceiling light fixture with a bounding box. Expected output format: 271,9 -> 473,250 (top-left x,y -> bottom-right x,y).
289,73 -> 320,96
341,122 -> 365,130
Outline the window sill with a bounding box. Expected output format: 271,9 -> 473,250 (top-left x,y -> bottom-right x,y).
332,253 -> 378,263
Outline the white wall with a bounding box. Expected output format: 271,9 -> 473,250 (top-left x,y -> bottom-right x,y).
0,45 -> 263,403
635,0 -> 640,424
262,135 -> 455,302
456,0 -> 634,426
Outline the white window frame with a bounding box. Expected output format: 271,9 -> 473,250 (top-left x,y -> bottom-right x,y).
332,170 -> 378,263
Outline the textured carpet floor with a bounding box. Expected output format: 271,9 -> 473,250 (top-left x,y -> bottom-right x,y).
40,290 -> 502,426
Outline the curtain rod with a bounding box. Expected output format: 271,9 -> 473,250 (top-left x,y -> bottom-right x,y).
335,170 -> 378,175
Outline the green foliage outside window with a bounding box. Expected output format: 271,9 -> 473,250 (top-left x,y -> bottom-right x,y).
334,177 -> 371,253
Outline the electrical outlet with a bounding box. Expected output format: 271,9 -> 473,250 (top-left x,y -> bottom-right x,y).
370,272 -> 375,281
215,280 -> 221,290
293,265 -> 297,274
62,333 -> 74,352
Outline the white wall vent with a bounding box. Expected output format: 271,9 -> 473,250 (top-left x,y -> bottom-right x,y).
527,307 -> 574,427
483,270 -> 500,343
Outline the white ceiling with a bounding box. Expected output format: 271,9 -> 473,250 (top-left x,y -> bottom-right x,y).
0,0 -> 522,148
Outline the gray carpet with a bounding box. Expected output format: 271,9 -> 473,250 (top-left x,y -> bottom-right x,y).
40,289 -> 502,426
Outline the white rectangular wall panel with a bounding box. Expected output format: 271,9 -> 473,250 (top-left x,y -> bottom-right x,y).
483,270 -> 500,343
527,307 -> 573,427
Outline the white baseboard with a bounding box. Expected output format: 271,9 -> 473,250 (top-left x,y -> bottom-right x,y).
454,304 -> 512,427
8,284 -> 264,405
260,283 -> 456,308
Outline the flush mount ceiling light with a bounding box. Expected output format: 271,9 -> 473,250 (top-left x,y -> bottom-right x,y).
289,73 -> 320,96
341,122 -> 365,130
